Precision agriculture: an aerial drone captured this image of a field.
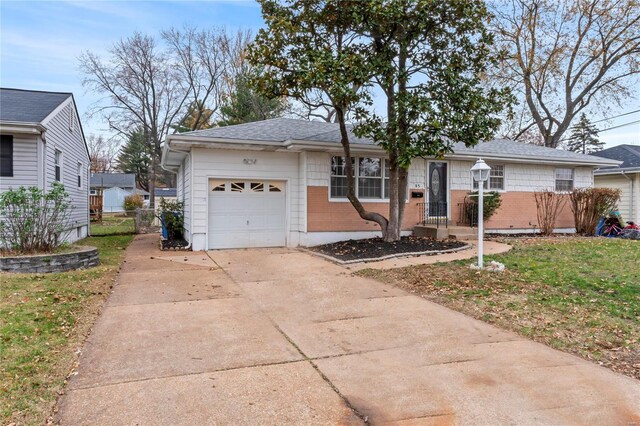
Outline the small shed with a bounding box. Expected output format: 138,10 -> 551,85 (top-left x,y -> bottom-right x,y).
103,187 -> 130,213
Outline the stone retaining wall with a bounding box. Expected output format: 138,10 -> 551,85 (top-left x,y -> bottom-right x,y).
0,246 -> 100,273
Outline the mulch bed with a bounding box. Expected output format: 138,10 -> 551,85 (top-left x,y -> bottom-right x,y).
310,236 -> 467,262
161,238 -> 189,250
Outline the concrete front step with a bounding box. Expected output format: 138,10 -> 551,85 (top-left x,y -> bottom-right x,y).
414,224 -> 478,240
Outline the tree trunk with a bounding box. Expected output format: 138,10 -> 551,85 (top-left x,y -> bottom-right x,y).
385,154 -> 400,242
335,107 -> 389,235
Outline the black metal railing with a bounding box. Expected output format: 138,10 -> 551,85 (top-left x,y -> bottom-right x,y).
457,200 -> 478,227
417,202 -> 448,228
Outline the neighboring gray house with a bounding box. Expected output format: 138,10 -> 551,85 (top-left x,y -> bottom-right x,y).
90,173 -> 149,212
90,172 -> 136,193
591,144 -> 640,223
0,88 -> 90,242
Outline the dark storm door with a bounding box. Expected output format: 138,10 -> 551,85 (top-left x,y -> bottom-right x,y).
428,162 -> 447,217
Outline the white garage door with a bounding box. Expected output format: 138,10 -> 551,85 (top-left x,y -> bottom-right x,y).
208,180 -> 286,249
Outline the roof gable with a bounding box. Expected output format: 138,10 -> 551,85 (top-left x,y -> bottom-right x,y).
0,88 -> 71,123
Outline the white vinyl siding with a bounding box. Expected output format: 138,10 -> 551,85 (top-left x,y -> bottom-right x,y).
43,100 -> 90,238
594,173 -> 640,223
189,147 -> 301,250
0,134 -> 39,190
451,161 -> 592,192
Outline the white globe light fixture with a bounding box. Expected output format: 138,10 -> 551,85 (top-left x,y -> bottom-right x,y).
471,158 -> 491,268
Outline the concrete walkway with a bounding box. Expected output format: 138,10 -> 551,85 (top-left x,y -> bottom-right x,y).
56,235 -> 640,425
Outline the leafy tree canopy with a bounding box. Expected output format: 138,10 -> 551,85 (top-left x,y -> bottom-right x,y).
249,0 -> 511,240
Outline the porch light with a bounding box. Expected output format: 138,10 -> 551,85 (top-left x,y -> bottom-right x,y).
470,159 -> 491,269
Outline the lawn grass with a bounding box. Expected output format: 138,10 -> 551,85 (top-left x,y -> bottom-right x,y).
357,237 -> 640,379
0,234 -> 133,425
90,215 -> 135,236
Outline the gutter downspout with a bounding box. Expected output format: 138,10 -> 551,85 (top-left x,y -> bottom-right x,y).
621,171 -> 635,222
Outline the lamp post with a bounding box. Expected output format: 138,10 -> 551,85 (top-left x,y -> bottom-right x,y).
471,159 -> 491,268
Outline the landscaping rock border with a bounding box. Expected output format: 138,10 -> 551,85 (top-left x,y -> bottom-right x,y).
0,246 -> 100,273
300,243 -> 473,265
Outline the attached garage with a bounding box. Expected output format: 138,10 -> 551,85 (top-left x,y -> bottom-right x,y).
208,179 -> 286,249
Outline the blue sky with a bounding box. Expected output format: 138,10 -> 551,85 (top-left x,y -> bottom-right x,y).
1,0 -> 638,148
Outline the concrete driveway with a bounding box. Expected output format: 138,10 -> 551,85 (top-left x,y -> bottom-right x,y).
57,235 -> 640,425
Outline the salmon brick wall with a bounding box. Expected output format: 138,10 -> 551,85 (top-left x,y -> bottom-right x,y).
307,186 -> 424,232
450,190 -> 575,230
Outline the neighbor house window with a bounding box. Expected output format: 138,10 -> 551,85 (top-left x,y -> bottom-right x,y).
55,149 -> 62,181
77,163 -> 83,188
473,164 -> 505,190
555,168 -> 574,192
0,134 -> 13,177
331,156 -> 391,199
90,189 -> 97,196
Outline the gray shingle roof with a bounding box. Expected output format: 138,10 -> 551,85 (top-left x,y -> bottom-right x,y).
155,188 -> 177,197
0,88 -> 71,123
173,118 -> 617,165
590,144 -> 640,170
184,118 -> 338,142
90,173 -> 136,189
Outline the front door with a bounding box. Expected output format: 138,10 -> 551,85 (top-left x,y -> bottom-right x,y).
428,162 -> 447,217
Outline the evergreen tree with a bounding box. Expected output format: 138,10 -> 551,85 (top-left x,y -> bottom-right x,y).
172,100 -> 215,133
566,113 -> 604,154
116,130 -> 152,191
218,71 -> 287,126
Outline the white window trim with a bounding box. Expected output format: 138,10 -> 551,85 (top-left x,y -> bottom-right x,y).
471,163 -> 507,192
54,149 -> 63,182
77,162 -> 83,188
329,155 -> 405,203
554,167 -> 575,193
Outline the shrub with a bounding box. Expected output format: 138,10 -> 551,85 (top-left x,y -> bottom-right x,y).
123,194 -> 144,216
534,189 -> 567,235
0,183 -> 72,254
465,191 -> 502,226
157,197 -> 184,240
570,187 -> 621,235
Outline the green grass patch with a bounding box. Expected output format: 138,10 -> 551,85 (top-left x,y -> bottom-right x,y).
90,215 -> 135,236
357,237 -> 639,379
0,235 -> 133,425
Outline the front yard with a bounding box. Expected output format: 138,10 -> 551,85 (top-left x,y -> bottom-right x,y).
0,234 -> 134,425
90,215 -> 135,236
357,237 -> 639,379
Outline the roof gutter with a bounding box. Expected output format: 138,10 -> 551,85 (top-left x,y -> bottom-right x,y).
594,166 -> 640,175
0,121 -> 46,135
445,152 -> 621,167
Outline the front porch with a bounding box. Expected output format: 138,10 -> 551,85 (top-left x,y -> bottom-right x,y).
414,201 -> 478,240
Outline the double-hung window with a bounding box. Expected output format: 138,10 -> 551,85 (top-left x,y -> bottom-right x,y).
330,156 -> 355,198
358,158 -> 383,198
55,149 -> 62,182
0,135 -> 13,177
331,156 -> 391,199
473,164 -> 505,190
77,163 -> 83,188
555,168 -> 574,192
